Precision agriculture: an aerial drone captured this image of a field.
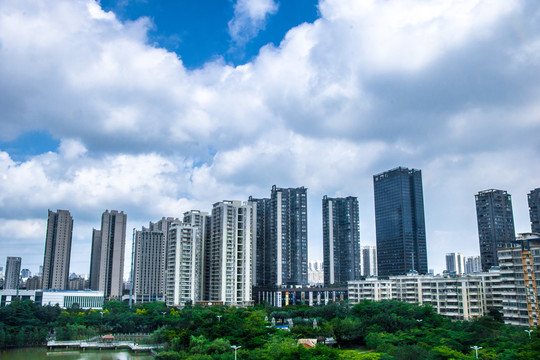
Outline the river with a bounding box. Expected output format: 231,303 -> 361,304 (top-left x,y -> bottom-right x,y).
0,348 -> 154,360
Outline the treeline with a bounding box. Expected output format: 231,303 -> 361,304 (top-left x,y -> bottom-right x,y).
0,299 -> 539,359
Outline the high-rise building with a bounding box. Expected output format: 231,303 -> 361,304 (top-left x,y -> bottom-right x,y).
361,246 -> 377,277
475,189 -> 515,271
89,229 -> 102,290
248,197 -> 271,287
42,210 -> 73,290
322,196 -> 361,285
270,186 -> 308,286
464,256 -> 482,274
528,188 -> 540,234
308,260 -> 324,285
25,275 -> 42,290
208,200 -> 254,306
89,210 -> 127,298
147,217 -> 181,298
21,269 -> 31,279
183,211 -> 210,300
133,227 -> 166,303
249,186 -> 308,287
166,223 -> 203,306
497,233 -> 540,327
373,167 -> 428,276
445,253 -> 465,275
4,257 -> 22,290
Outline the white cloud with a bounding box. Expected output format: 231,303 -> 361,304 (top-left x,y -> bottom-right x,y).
0,0 -> 539,275
228,0 -> 279,44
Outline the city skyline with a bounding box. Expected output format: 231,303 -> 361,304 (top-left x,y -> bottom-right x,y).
1,0 -> 539,276
2,182 -> 539,279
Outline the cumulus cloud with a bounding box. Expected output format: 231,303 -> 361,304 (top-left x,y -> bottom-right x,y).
228,0 -> 279,45
1,0 -> 539,273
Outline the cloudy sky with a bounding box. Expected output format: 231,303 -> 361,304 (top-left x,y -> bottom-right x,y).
1,0 -> 539,277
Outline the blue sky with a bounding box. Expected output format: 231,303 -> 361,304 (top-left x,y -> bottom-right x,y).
0,0 -> 539,277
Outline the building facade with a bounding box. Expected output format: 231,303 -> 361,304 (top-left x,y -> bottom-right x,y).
446,253 -> 465,275
4,257 -> 21,290
249,186 -> 308,287
348,273 -> 494,321
89,229 -> 102,290
308,260 -> 324,285
133,228 -> 166,303
373,167 -> 428,276
207,201 -> 254,306
182,211 -> 211,300
166,223 -> 203,306
89,210 -> 127,299
475,189 -> 515,271
248,197 -> 271,287
361,246 -> 378,277
496,233 -> 540,327
42,210 -> 73,290
528,188 -> 540,234
271,186 -> 308,286
322,196 -> 361,285
464,256 -> 482,274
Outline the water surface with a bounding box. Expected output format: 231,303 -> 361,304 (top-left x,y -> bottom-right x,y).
0,348 -> 154,360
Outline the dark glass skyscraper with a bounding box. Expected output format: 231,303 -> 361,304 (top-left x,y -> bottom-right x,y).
475,189 -> 515,271
322,196 -> 361,285
373,167 -> 428,276
250,186 -> 308,287
528,188 -> 540,234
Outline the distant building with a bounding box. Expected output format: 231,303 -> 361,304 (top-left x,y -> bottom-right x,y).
373,167 -> 428,276
308,260 -> 324,285
464,256 -> 482,274
4,257 -> 21,290
68,276 -> 87,291
26,276 -> 42,290
475,189 -> 515,271
445,253 -> 465,275
42,210 -> 73,290
361,246 -> 377,277
89,210 -> 127,299
133,227 -> 166,303
21,269 -> 31,279
528,188 -> 540,233
322,196 -> 361,285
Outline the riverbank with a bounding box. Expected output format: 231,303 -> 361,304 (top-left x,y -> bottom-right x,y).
47,339 -> 163,353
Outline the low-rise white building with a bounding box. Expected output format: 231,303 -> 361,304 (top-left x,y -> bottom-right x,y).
348,272 -> 497,321
0,289 -> 104,309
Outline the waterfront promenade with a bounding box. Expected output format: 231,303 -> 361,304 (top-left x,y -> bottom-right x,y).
47,339 -> 162,353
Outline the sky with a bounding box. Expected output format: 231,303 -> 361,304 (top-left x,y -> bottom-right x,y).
0,0 -> 539,278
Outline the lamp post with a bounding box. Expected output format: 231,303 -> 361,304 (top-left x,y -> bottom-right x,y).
470,345 -> 482,359
525,329 -> 533,341
217,315 -> 222,322
231,345 -> 241,360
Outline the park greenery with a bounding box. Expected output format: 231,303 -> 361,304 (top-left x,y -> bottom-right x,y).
0,299 -> 539,359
